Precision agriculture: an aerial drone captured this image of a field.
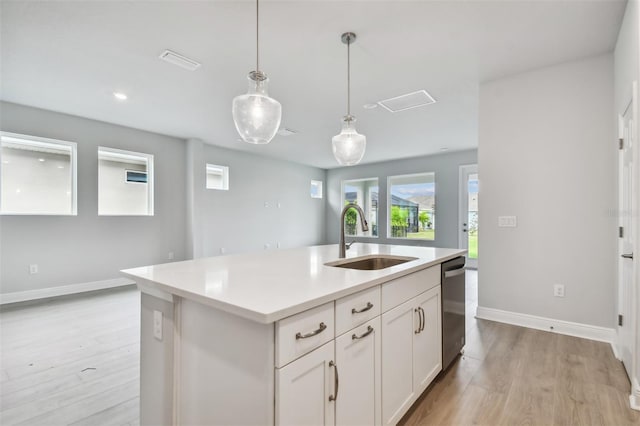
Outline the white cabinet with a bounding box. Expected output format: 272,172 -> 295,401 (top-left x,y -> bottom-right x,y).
413,287 -> 442,392
381,286 -> 442,425
335,317 -> 382,426
276,341 -> 336,426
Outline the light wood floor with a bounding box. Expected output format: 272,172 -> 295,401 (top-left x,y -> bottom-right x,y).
1,272 -> 638,425
0,287 -> 140,426
400,270 -> 640,426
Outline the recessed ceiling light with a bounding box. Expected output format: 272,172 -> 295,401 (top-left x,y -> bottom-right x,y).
38,158 -> 45,162
440,147 -> 449,151
363,103 -> 378,109
15,188 -> 21,193
2,160 -> 9,164
57,165 -> 64,169
113,92 -> 128,101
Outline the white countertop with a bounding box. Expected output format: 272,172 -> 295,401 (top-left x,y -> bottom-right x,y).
121,244 -> 466,324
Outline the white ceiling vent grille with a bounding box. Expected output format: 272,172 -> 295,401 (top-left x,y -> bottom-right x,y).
159,50 -> 201,71
378,90 -> 436,113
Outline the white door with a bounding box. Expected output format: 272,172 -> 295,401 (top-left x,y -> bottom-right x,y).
335,318 -> 381,426
381,299 -> 417,425
618,88 -> 636,378
412,287 -> 442,393
459,164 -> 478,268
276,341 -> 336,426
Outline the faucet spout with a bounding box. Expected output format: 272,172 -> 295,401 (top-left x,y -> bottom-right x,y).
339,203 -> 369,258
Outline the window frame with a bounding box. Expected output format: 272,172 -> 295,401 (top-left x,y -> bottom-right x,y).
310,180 -> 323,199
341,177 -> 379,238
206,163 -> 229,191
98,146 -> 154,216
387,172 -> 436,241
0,131 -> 78,216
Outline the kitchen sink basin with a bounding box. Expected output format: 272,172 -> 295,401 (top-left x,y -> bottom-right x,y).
325,255 -> 418,271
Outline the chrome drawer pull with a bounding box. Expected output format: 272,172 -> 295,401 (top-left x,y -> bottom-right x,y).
351,302 -> 374,314
414,308 -> 420,334
352,325 -> 374,340
295,322 -> 327,340
328,360 -> 339,402
419,307 -> 425,332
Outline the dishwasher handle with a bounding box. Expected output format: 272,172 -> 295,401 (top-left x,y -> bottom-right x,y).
444,267 -> 466,279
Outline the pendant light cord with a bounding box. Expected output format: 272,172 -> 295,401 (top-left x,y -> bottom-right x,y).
347,37 -> 351,117
256,0 -> 260,72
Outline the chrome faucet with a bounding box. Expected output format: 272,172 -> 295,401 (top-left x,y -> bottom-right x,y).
339,203 -> 369,258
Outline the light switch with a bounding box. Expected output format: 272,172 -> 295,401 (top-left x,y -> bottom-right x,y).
498,216 -> 517,227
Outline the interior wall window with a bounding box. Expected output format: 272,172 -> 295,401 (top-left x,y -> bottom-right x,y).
98,147 -> 154,216
388,173 -> 435,240
206,164 -> 229,190
1,131 -> 77,215
310,180 -> 323,199
341,178 -> 378,237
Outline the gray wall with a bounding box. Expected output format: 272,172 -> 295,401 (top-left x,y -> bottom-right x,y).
0,102 -> 187,294
325,149 -> 478,248
478,54 -> 616,328
186,139 -> 327,257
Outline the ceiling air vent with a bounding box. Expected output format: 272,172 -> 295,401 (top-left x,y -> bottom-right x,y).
378,90 -> 436,113
159,50 -> 201,71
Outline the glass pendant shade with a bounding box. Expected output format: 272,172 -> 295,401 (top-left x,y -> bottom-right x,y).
232,72 -> 282,144
332,116 -> 366,166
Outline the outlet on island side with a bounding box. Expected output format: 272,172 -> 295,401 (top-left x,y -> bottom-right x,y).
29,264 -> 38,274
153,310 -> 163,341
553,284 -> 565,298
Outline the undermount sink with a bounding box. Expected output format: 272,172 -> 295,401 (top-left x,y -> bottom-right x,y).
325,255 -> 418,271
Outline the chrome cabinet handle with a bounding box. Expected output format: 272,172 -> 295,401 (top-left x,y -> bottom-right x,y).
328,360 -> 339,402
352,325 -> 374,340
295,322 -> 327,340
351,302 -> 374,314
419,307 -> 425,332
622,253 -> 634,259
414,308 -> 420,334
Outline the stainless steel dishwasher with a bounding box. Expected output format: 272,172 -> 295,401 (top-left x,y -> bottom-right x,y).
441,256 -> 466,370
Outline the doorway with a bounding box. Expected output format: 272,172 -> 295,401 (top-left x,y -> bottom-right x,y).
617,83 -> 636,380
459,165 -> 478,269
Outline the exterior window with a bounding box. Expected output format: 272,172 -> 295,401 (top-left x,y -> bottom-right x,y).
206,164 -> 229,190
310,180 -> 323,199
341,178 -> 378,237
98,147 -> 154,216
388,173 -> 435,240
1,132 -> 77,215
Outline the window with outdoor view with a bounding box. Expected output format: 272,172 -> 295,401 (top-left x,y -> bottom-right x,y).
388,173 -> 435,240
341,178 -> 378,237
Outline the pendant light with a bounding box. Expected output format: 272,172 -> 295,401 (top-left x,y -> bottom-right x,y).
332,32 -> 366,166
232,0 -> 281,144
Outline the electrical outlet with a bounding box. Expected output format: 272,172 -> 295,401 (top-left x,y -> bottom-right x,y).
553,284 -> 565,297
29,264 -> 38,274
220,247 -> 226,254
167,251 -> 174,260
153,310 -> 163,340
264,243 -> 271,249
264,201 -> 270,208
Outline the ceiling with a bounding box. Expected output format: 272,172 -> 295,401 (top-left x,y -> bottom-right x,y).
0,0 -> 627,169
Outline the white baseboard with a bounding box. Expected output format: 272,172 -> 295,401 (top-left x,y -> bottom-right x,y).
0,278 -> 135,305
475,306 -> 616,346
631,378 -> 640,411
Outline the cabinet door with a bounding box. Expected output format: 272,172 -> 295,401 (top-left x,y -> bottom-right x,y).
276,341 -> 336,426
381,298 -> 418,425
413,286 -> 442,393
335,317 -> 381,426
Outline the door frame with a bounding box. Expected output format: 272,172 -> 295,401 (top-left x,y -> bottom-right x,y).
458,164 -> 478,269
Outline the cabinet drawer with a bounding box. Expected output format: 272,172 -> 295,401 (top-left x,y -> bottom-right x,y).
381,265 -> 441,313
276,302 -> 335,368
335,286 -> 381,336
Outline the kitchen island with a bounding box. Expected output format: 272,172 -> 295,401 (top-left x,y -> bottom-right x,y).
122,243 -> 466,426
